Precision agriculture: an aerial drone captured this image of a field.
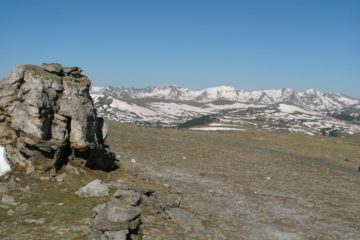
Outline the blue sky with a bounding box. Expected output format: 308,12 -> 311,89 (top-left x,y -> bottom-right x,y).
0,0 -> 359,97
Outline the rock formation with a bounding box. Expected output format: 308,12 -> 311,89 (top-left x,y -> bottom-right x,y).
0,63 -> 116,175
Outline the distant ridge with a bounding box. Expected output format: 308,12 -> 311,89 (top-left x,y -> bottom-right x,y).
91,85 -> 359,111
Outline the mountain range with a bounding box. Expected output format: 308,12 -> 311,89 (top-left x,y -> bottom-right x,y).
91,86 -> 360,136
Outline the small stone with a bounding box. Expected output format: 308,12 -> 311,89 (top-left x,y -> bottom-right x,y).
58,202 -> 64,206
0,204 -> 10,209
1,194 -> 17,206
266,177 -> 271,180
56,174 -> 65,183
131,159 -> 136,164
163,183 -> 170,188
0,184 -> 8,194
42,63 -> 63,74
40,176 -> 50,181
15,203 -> 29,212
7,209 -> 14,216
75,179 -> 109,197
24,218 -> 46,225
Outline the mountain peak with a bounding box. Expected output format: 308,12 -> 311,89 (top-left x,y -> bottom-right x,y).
90,85 -> 359,111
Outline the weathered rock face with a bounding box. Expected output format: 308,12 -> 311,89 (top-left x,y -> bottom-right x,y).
0,63 -> 116,174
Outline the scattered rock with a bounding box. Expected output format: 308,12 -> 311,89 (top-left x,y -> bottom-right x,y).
15,203 -> 29,212
0,184 -> 8,194
55,173 -> 66,183
113,189 -> 141,206
65,164 -> 80,175
7,209 -> 14,216
40,176 -> 51,181
0,203 -> 10,209
75,179 -> 109,197
0,63 -> 117,175
1,194 -> 17,206
24,217 -> 46,225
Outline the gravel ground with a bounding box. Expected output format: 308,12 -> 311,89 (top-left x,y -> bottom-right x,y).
108,122 -> 360,240
1,121 -> 359,240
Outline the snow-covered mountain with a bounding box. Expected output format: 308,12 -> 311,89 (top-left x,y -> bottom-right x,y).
90,86 -> 360,136
91,86 -> 359,111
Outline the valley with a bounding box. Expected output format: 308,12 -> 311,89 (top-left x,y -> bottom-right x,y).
91,86 -> 360,136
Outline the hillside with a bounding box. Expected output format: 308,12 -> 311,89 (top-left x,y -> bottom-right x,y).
2,121 -> 359,239
91,86 -> 360,136
105,121 -> 360,239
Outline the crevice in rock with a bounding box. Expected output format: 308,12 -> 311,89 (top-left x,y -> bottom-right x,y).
126,221 -> 142,240
52,144 -> 71,174
53,117 -> 72,173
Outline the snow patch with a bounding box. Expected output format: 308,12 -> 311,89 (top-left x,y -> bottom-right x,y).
189,127 -> 245,131
0,146 -> 11,177
278,104 -> 317,115
110,97 -> 158,117
151,102 -> 210,115
209,123 -> 239,127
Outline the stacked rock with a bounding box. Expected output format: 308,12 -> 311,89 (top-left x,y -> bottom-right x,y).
84,179 -> 143,240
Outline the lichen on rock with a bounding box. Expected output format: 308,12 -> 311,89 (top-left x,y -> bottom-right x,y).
0,63 -> 117,175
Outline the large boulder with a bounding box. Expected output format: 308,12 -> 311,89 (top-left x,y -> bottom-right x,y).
0,63 -> 116,174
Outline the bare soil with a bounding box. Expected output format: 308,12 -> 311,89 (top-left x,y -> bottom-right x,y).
1,121 -> 360,240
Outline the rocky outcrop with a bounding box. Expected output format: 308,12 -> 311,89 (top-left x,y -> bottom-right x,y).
0,63 -> 116,175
